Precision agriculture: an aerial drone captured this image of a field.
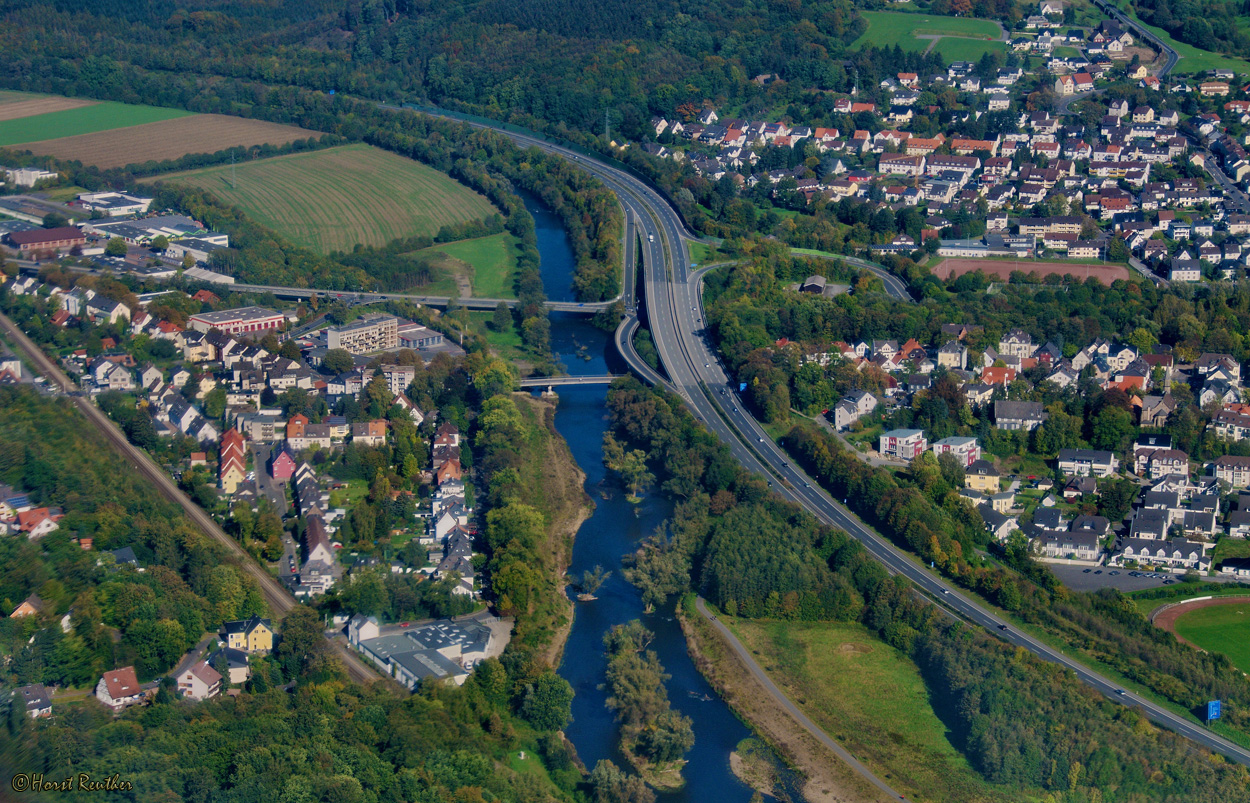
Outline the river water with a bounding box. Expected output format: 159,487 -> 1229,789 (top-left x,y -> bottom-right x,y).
531,197 -> 757,800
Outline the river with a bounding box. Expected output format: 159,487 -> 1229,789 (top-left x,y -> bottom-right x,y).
529,194 -> 757,800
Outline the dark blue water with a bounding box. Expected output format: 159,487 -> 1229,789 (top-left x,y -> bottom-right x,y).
533,187 -> 755,798
520,188 -> 579,303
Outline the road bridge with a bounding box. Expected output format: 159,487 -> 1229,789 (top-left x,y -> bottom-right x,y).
516,374 -> 624,388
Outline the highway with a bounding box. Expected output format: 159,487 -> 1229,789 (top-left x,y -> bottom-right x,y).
411,105 -> 1250,768
0,311 -> 384,686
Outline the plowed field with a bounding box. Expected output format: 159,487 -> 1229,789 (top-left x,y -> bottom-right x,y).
0,96 -> 97,122
17,114 -> 321,169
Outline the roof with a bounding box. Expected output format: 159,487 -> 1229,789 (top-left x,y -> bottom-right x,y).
16,683 -> 51,712
8,226 -> 84,245
186,660 -> 222,687
101,666 -> 141,700
222,615 -> 271,636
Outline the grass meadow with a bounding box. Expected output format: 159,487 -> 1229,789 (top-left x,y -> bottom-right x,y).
851,11 -> 1005,59
728,618 -> 1026,803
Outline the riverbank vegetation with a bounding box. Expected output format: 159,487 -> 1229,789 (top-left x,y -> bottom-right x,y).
602,621 -> 695,788
606,376 -> 1250,802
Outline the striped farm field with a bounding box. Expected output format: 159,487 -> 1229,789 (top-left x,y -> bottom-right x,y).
149,143 -> 500,253
0,92 -> 97,122
17,114 -> 323,169
0,101 -> 191,147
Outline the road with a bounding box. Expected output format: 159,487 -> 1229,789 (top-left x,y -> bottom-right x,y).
694,597 -> 906,802
0,312 -> 383,686
1090,0 -> 1178,77
251,444 -> 290,515
429,107 -> 1250,768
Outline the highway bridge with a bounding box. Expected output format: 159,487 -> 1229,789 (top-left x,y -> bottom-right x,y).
398,104 -> 1250,771
222,283 -> 618,315
516,374 -> 624,388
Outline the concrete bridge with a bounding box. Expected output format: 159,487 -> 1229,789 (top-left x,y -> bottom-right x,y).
516,374 -> 624,389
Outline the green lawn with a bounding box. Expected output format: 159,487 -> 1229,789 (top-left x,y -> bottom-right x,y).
1117,4 -> 1250,75
852,11 -> 1002,52
406,232 -> 521,299
0,102 -> 192,147
728,619 -> 1026,803
1174,602 -> 1250,672
1053,45 -> 1083,59
150,143 -> 500,253
933,37 -> 1008,61
688,241 -> 718,266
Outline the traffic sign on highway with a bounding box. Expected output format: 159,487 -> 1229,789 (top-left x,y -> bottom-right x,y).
1209,700 -> 1222,722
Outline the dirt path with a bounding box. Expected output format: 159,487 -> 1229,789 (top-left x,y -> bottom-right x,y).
1152,596 -> 1250,651
679,599 -> 898,803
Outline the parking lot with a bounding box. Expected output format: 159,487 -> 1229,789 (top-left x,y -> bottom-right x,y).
1051,564 -> 1235,593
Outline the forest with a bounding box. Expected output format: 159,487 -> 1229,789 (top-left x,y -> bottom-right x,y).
1136,0 -> 1250,58
0,387 -> 268,686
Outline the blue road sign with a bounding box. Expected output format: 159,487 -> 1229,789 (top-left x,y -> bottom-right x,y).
739,383 -> 747,392
1208,700 -> 1222,721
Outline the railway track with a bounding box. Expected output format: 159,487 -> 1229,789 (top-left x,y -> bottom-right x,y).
0,311 -> 382,685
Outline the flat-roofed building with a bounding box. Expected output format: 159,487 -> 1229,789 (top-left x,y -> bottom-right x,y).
327,315 -> 399,354
188,306 -> 284,336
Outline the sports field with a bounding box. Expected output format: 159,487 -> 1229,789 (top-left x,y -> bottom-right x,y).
934,257 -> 1131,284
851,11 -> 1006,58
407,232 -> 521,299
17,115 -> 322,169
1166,598 -> 1250,672
151,144 -> 500,253
0,101 -> 191,147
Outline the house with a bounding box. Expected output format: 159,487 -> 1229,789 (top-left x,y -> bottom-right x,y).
978,503 -> 1019,542
1057,449 -> 1119,477
269,445 -> 297,481
17,507 -> 60,540
1035,530 -> 1101,562
207,648 -> 251,684
879,429 -> 928,460
222,615 -> 273,654
993,401 -> 1048,431
351,420 -> 388,447
937,341 -> 968,370
15,683 -> 52,718
95,666 -> 146,712
965,460 -> 1001,493
1063,476 -> 1098,500
1109,536 -> 1211,572
832,390 -> 877,430
10,593 -> 44,618
931,436 -> 982,467
1213,455 -> 1250,488
348,613 -> 381,645
177,660 -> 222,701
1136,449 -> 1188,480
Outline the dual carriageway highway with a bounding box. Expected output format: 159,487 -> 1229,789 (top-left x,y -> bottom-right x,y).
414,106 -> 1250,770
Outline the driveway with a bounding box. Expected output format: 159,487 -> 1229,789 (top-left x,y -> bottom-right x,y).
169,633 -> 219,679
